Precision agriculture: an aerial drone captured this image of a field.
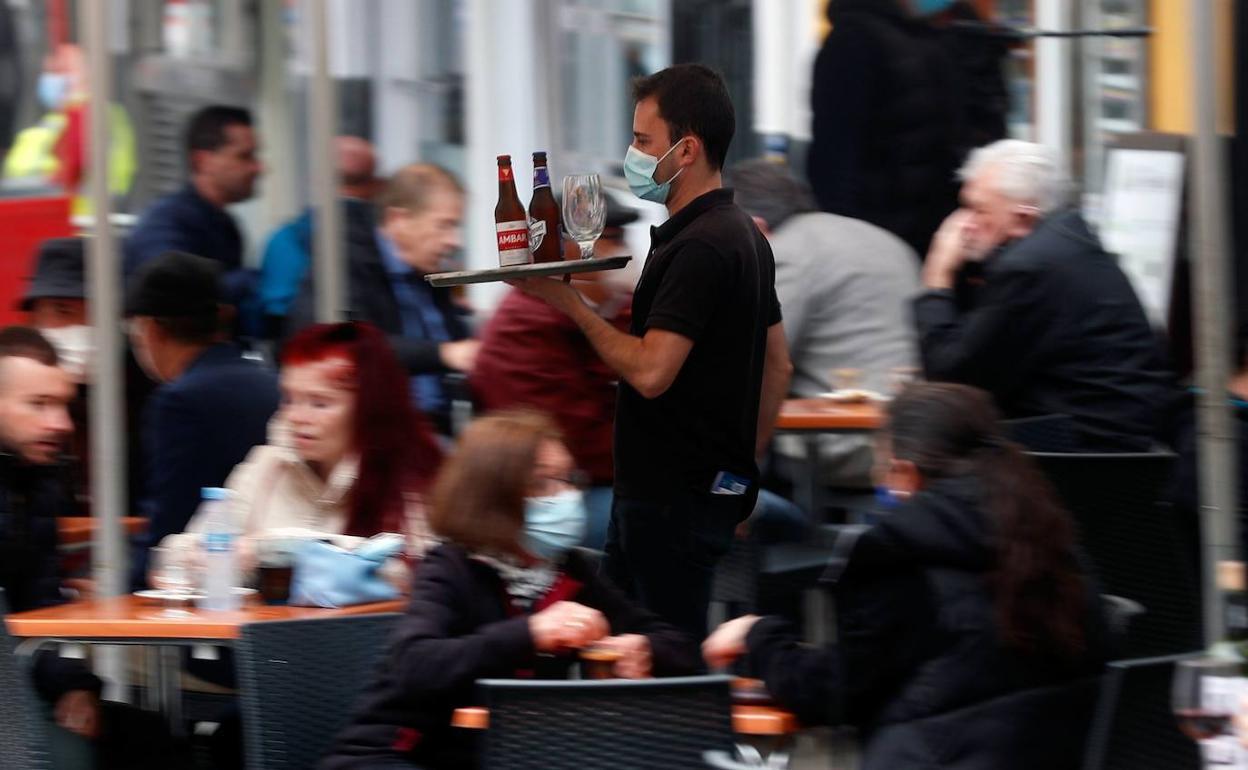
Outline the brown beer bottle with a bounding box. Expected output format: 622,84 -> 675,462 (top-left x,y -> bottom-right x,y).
528,151 -> 563,263
495,155 -> 531,267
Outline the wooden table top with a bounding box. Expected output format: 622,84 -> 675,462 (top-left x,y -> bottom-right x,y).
4,595 -> 405,642
452,703 -> 799,736
57,516 -> 147,545
775,398 -> 885,433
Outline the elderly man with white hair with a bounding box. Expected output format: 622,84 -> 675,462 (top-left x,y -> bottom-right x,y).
915,139 -> 1176,451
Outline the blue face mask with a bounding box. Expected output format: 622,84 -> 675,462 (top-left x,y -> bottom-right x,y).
914,0 -> 955,15
37,73 -> 68,110
623,140 -> 685,204
523,489 -> 588,561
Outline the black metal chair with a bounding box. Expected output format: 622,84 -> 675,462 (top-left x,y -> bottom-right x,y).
0,589 -> 55,769
478,675 -> 736,770
1003,414 -> 1079,452
1083,653 -> 1203,770
1029,452 -> 1202,657
234,612 -> 400,770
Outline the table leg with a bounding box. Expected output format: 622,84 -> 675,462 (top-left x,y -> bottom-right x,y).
802,435 -> 823,520
159,645 -> 184,735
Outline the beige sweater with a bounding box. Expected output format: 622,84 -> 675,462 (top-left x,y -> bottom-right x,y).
159,437 -> 436,569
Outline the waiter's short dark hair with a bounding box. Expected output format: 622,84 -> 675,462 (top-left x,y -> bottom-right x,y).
632,64 -> 735,171
186,105 -> 253,156
0,326 -> 59,368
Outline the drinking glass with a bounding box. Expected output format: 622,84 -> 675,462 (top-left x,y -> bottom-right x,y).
1172,657 -> 1241,759
150,545 -> 198,618
562,174 -> 607,259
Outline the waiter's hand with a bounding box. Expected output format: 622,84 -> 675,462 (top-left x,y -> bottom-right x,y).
507,276 -> 584,315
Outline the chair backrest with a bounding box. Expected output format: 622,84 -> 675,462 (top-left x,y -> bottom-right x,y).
1003,414 -> 1079,453
235,612 -> 400,770
1029,452 -> 1202,657
0,589 -> 53,770
1083,653 -> 1203,770
479,675 -> 736,770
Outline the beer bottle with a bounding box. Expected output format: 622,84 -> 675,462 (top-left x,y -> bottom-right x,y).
528,151 -> 563,263
495,155 -> 531,267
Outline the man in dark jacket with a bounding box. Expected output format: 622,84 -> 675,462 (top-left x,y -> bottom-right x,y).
0,326 -> 179,769
126,252 -> 279,587
807,0 -> 962,255
124,105 -> 262,316
915,139 -> 1176,450
287,163 -> 477,432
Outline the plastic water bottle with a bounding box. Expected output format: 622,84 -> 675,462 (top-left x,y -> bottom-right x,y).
199,487 -> 239,611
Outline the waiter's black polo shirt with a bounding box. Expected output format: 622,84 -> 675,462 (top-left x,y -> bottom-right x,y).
614,188 -> 782,500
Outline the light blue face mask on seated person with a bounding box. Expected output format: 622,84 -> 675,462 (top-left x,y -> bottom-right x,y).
523,489 -> 588,561
623,139 -> 687,204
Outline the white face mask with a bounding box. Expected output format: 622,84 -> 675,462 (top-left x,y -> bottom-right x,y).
41,325 -> 93,383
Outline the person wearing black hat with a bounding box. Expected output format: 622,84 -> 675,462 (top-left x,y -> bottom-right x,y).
22,237 -> 91,381
125,251 -> 279,588
471,193 -> 639,550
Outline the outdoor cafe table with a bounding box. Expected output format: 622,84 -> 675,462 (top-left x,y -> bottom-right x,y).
4,596 -> 404,725
774,398 -> 886,515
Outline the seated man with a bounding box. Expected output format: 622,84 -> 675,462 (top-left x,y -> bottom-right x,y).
470,195 -> 637,547
0,326 -> 179,769
287,163 -> 478,433
915,139 -> 1176,450
729,158 -> 920,489
257,136 -> 379,337
126,252 -> 280,587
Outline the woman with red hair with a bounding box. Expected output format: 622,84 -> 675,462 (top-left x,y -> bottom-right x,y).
160,321 -> 442,569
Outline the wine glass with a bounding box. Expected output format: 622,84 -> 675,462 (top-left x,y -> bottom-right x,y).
1172,657 -> 1240,759
562,174 -> 607,259
150,545 -> 198,618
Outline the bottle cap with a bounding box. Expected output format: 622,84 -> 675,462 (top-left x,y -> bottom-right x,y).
201,487 -> 230,501
497,155 -> 511,164
1218,561 -> 1246,592
533,151 -> 547,160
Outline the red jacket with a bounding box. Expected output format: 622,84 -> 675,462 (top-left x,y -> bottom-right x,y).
470,290 -> 626,484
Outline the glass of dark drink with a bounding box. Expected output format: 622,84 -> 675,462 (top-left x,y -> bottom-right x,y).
579,643 -> 623,680
256,539 -> 298,604
1172,657 -> 1240,752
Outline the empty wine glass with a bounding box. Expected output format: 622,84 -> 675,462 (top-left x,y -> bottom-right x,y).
150,545 -> 197,618
562,174 -> 607,259
1172,657 -> 1240,760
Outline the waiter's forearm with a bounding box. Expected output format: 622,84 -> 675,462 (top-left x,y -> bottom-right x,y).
564,299 -> 690,399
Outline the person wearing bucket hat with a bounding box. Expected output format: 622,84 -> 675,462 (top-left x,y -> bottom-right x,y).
125,251 -> 279,589
21,237 -> 91,382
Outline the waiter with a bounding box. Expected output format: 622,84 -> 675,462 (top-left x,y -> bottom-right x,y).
512,63 -> 792,639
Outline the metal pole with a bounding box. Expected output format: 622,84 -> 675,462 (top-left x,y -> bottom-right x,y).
1035,0 -> 1073,175
1188,0 -> 1240,645
81,0 -> 126,697
308,0 -> 343,321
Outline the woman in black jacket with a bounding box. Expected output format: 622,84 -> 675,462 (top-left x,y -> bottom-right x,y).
322,410 -> 701,769
704,383 -> 1107,769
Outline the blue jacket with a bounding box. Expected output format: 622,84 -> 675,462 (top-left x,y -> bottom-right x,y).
134,343 -> 279,587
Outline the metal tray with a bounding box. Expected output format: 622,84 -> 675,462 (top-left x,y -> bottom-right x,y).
424,255 -> 632,287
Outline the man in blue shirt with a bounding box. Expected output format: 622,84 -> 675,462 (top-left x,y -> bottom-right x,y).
125,251 -> 278,587
257,136 -> 379,337
287,163 -> 476,432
